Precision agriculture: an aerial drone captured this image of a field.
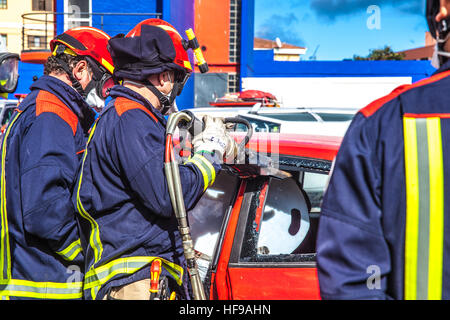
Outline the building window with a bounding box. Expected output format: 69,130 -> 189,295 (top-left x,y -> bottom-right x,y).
0,34 -> 6,49
32,0 -> 53,11
27,35 -> 46,49
0,0 -> 7,9
228,73 -> 239,93
229,0 -> 241,64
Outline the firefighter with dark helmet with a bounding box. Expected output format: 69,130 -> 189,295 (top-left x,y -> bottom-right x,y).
0,26 -> 114,300
73,19 -> 236,300
316,0 -> 450,300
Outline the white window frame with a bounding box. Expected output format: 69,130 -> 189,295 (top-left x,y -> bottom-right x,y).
64,0 -> 92,31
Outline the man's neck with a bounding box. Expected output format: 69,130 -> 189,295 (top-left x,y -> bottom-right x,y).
123,80 -> 161,110
48,72 -> 72,86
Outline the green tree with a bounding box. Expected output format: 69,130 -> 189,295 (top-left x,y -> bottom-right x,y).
353,46 -> 405,61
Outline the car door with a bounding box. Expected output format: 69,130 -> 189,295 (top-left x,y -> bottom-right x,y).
210,168 -> 329,300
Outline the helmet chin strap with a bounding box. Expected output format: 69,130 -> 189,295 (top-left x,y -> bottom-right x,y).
54,57 -> 87,98
124,78 -> 180,115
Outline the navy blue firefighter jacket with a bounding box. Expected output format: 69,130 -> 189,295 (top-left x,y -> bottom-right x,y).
0,75 -> 96,299
317,60 -> 450,300
74,85 -> 221,300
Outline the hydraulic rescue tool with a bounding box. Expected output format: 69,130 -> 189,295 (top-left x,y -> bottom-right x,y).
164,112 -> 253,300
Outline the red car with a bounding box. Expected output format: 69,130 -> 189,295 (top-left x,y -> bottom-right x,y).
185,132 -> 342,300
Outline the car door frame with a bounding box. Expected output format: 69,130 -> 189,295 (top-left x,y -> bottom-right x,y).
208,173 -> 322,300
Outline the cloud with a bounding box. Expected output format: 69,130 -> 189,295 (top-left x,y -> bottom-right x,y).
309,0 -> 425,22
255,13 -> 306,46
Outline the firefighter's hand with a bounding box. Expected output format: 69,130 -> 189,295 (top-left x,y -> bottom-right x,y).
192,116 -> 238,159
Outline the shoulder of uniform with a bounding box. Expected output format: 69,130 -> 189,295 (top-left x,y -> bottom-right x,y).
360,69 -> 450,118
35,90 -> 78,135
114,97 -> 158,123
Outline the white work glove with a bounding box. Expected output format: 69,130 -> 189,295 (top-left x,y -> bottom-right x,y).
191,116 -> 238,160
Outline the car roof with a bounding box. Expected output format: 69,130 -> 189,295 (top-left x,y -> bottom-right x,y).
186,106 -> 357,123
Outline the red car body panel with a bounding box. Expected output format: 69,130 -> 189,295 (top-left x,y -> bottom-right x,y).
231,132 -> 342,160
226,267 -> 321,300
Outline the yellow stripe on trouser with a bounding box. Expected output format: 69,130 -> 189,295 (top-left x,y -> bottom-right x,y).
403,117 -> 444,300
56,239 -> 82,262
0,278 -> 83,299
83,256 -> 184,300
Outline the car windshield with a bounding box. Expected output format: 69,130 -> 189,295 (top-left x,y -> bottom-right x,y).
256,113 -> 317,122
188,171 -> 240,257
316,113 -> 354,122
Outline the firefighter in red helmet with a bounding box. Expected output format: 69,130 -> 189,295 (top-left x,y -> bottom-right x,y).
0,26 -> 114,300
73,19 -> 236,300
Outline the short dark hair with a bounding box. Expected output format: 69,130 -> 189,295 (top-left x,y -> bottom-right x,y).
43,53 -> 90,76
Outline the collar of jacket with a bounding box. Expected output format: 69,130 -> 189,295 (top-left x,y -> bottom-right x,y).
433,59 -> 450,76
28,75 -> 96,134
108,85 -> 167,125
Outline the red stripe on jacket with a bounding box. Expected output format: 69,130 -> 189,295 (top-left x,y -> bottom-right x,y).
35,90 -> 78,135
114,97 -> 158,123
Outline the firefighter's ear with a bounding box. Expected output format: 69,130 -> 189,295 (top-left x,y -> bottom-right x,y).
72,60 -> 91,85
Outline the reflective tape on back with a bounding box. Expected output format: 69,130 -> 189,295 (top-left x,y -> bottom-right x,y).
403,116 -> 444,300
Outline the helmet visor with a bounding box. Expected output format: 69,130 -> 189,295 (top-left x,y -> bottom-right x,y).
174,71 -> 190,96
0,54 -> 19,93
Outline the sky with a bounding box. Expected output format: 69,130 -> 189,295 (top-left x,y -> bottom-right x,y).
254,0 -> 429,60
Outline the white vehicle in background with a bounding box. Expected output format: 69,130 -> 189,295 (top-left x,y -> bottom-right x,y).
187,90 -> 357,137
187,104 -> 357,137
0,99 -> 18,135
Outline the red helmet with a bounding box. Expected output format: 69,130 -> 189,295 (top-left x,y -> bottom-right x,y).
126,19 -> 192,74
50,26 -> 114,75
108,18 -> 192,83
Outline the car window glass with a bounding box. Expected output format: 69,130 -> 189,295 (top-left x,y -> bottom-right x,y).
303,172 -> 329,213
188,170 -> 239,257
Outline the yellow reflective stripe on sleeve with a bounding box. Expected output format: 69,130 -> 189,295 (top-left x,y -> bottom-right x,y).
185,154 -> 216,191
56,239 -> 82,262
0,278 -> 83,299
83,256 -> 184,300
426,118 -> 444,300
404,117 -> 420,300
76,122 -> 103,266
1,112 -> 22,280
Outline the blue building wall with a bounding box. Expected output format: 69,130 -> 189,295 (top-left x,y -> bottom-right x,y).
13,62 -> 44,97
